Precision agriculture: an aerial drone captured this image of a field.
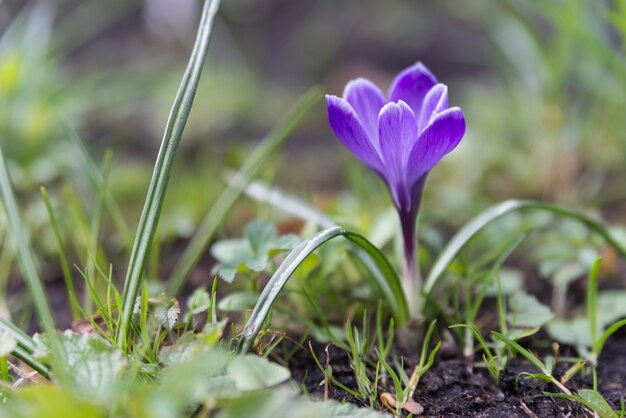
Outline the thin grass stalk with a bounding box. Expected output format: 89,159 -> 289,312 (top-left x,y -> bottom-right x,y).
0,144 -> 56,336
63,120 -> 132,252
116,0 -> 221,346
167,87 -> 322,295
40,186 -> 81,320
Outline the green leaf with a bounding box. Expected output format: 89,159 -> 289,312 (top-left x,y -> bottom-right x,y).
186,288 -> 212,315
215,387 -> 390,418
226,355 -> 291,391
116,0 -> 221,346
33,331 -> 126,398
548,291 -> 626,348
507,291 -> 554,328
152,298 -> 180,331
1,384 -> 106,418
424,200 -> 626,295
158,320 -> 226,366
211,221 -> 300,282
236,226 -> 407,354
217,291 -> 259,312
578,389 -> 619,418
548,391 -> 619,418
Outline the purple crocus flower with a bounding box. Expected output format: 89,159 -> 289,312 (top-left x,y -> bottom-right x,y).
325,62 -> 465,315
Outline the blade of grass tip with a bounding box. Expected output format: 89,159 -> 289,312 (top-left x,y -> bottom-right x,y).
0,144 -> 56,336
166,86 -> 322,295
424,199 -> 626,295
63,119 -> 132,251
236,226 -> 406,354
491,331 -> 546,372
116,0 -> 221,347
40,186 -> 81,320
238,178 -> 409,323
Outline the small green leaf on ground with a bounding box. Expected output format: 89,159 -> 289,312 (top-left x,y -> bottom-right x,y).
507,291 -> 554,328
226,355 -> 291,391
211,221 -> 300,282
159,320 -> 226,366
32,331 -> 126,398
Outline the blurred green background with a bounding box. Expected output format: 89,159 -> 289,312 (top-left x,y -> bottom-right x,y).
1,0 -> 625,326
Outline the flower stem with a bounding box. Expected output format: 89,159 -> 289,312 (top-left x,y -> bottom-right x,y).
401,209 -> 422,319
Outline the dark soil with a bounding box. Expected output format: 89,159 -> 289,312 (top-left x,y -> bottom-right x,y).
288,334 -> 626,418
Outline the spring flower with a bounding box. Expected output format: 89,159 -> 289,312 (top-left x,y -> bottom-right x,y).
325,62 -> 466,316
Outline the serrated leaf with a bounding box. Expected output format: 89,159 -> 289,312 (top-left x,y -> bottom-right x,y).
153,299 -> 180,330
186,288 -> 212,315
211,221 -> 300,282
226,355 -> 291,391
32,331 -> 126,398
159,320 -> 226,366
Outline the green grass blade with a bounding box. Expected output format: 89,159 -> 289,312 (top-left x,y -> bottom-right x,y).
0,145 -> 56,336
424,199 -> 626,295
85,150 -> 113,311
236,226 -> 407,354
343,232 -> 408,322
0,318 -> 49,377
63,120 -> 131,250
593,318 -> 626,359
167,86 -> 322,295
491,331 -> 546,372
9,345 -> 49,378
239,179 -> 410,325
40,187 -> 81,320
0,318 -> 35,353
116,0 -> 221,347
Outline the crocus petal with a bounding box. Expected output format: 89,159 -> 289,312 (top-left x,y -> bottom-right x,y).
377,100 -> 419,210
407,107 -> 465,182
388,62 -> 437,123
326,95 -> 383,172
417,83 -> 448,133
343,78 -> 386,149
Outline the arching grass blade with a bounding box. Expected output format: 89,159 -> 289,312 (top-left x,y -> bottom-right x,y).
424,199 -> 626,295
236,226 -> 407,354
